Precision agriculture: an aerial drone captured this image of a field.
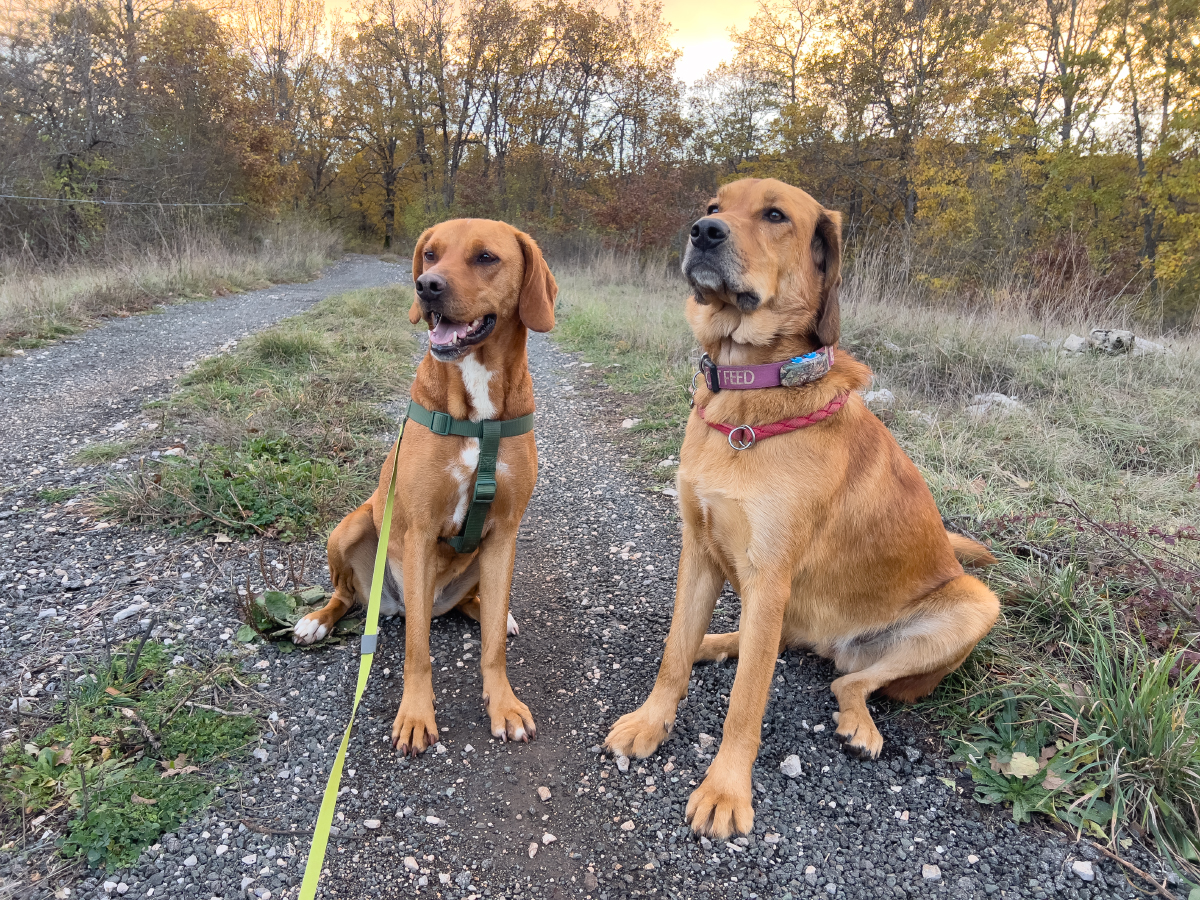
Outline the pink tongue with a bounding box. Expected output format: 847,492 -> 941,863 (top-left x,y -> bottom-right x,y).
430,319 -> 470,344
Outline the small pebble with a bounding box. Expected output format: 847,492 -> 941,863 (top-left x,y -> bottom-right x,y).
404,857 -> 419,872
528,842 -> 538,859
1072,860 -> 1095,882
615,754 -> 629,773
923,864 -> 942,881
620,820 -> 635,831
780,755 -> 803,778
364,819 -> 381,829
183,854 -> 197,867
543,833 -> 557,845
537,786 -> 552,801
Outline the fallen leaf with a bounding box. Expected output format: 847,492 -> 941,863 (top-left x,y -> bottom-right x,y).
160,765 -> 199,778
131,794 -> 157,805
1000,752 -> 1041,778
213,533 -> 233,544
1042,771 -> 1065,790
104,687 -> 121,697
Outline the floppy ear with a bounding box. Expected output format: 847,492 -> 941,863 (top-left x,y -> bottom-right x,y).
811,210 -> 842,347
514,230 -> 557,332
409,227 -> 434,325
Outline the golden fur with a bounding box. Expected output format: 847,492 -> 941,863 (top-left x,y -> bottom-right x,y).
605,178 -> 999,838
294,218 -> 556,755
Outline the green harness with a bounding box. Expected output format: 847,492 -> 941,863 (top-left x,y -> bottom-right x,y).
405,400 -> 535,554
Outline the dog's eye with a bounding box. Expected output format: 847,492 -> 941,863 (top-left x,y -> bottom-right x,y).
476,251 -> 497,264
423,250 -> 435,261
707,204 -> 719,215
764,208 -> 787,223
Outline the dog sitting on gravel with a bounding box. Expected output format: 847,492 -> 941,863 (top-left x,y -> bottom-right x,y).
293,218 -> 556,755
606,178 -> 999,838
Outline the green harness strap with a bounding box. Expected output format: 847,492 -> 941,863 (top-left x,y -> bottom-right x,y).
406,400 -> 534,554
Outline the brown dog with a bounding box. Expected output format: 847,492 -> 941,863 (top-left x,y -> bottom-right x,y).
294,218 -> 556,755
605,178 -> 999,838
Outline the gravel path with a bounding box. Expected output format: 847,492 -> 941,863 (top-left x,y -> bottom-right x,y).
0,277 -> 1180,900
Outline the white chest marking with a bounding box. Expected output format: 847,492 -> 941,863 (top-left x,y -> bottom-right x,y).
448,439 -> 480,528
457,355 -> 496,421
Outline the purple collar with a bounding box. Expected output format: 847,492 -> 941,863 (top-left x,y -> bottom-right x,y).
695,347 -> 835,393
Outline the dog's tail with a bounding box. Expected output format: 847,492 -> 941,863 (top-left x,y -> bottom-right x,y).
946,531 -> 997,567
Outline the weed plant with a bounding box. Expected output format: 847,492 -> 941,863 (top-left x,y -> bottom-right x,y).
1,640 -> 259,869
553,250 -> 1200,876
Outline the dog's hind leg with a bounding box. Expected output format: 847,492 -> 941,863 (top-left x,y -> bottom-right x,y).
456,596 -> 519,636
695,631 -> 787,662
830,575 -> 998,759
294,501 -> 379,645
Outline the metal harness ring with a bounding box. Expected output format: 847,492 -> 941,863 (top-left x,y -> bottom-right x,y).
728,425 -> 756,451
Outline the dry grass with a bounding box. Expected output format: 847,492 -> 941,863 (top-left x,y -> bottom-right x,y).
0,219 -> 343,352
552,247 -> 1200,879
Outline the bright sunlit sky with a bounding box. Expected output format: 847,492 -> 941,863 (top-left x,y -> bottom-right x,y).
661,0 -> 754,84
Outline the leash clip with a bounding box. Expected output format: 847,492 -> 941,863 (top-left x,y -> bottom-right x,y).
728,425 -> 756,451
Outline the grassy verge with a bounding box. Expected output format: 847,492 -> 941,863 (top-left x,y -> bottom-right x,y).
553,253 -> 1200,878
1,219 -> 343,353
1,639 -> 259,870
93,285 -> 418,540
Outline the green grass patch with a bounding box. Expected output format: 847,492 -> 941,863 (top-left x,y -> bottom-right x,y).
1,640 -> 259,869
74,440 -> 139,464
95,285 -> 418,540
553,257 -> 1200,878
234,585 -> 361,651
36,485 -> 80,503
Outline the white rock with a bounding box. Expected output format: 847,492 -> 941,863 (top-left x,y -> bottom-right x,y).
657,458 -> 676,468
620,820 -> 635,831
112,601 -> 147,623
862,389 -> 895,411
183,854 -> 197,867
883,341 -> 901,352
103,882 -> 117,895
906,409 -> 937,427
252,748 -> 268,762
1071,860 -> 1095,882
242,854 -> 257,865
1059,333 -> 1089,353
163,447 -> 186,457
922,864 -> 941,881
240,876 -> 254,891
115,886 -> 128,896
698,733 -> 715,749
780,755 -> 803,778
537,786 -> 551,802
1088,329 -> 1136,355
1131,337 -> 1174,356
363,819 -> 381,829
215,845 -> 228,856
527,842 -> 538,859
967,392 -> 1027,419
1014,334 -> 1049,352
439,873 -> 451,885
620,418 -> 641,429
542,832 -> 557,845
812,724 -> 825,733
403,856 -> 419,872
967,854 -> 979,864
615,754 -> 630,773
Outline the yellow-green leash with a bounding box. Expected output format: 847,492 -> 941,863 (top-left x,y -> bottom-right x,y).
298,427 -> 401,900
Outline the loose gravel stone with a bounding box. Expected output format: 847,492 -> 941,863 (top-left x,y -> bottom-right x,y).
780,753 -> 803,778
1072,860 -> 1096,881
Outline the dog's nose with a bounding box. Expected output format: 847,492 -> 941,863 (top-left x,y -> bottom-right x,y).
416,272 -> 447,302
690,217 -> 729,251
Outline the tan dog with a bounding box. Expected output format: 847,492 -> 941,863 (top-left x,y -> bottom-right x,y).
294,218 -> 556,755
606,178 -> 999,838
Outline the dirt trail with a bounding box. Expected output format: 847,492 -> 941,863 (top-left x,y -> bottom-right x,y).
0,270 -> 1166,900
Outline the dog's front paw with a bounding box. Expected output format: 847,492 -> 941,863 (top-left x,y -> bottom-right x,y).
483,690 -> 535,742
605,704 -> 674,759
686,770 -> 754,838
292,611 -> 331,645
833,708 -> 884,759
392,698 -> 439,757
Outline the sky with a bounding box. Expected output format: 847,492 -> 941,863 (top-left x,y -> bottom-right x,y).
661,0 -> 754,84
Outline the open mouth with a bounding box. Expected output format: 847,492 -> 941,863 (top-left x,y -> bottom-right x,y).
429,312 -> 496,358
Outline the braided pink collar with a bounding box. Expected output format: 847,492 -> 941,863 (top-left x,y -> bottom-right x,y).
697,393 -> 849,450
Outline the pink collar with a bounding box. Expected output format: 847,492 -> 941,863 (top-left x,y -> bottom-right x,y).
697,393 -> 849,450
695,346 -> 834,393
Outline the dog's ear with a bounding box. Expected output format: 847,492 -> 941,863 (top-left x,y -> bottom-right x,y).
811,210 -> 842,348
409,227 -> 434,325
515,229 -> 557,332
